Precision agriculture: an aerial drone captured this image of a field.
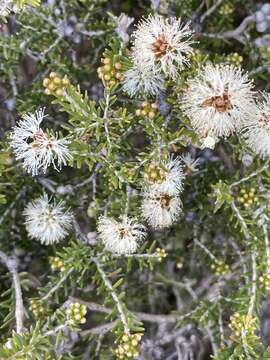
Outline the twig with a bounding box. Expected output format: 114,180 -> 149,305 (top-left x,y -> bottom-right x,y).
41,268 -> 74,301
230,163 -> 269,188
0,251 -> 24,334
247,251 -> 257,318
103,92 -> 112,149
81,321 -> 118,336
200,0 -> 224,23
231,202 -> 250,240
92,258 -> 130,334
250,64 -> 270,75
74,163 -> 102,190
69,296 -> 178,323
201,15 -> 255,43
262,223 -> 270,273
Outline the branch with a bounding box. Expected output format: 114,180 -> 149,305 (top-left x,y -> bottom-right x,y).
0,251 -> 24,334
69,296 -> 177,324
201,15 -> 255,43
41,268 -> 74,301
92,257 -> 130,334
230,163 -> 269,188
200,0 -> 224,23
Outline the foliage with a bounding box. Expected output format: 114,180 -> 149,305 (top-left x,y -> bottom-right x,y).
0,0 -> 270,359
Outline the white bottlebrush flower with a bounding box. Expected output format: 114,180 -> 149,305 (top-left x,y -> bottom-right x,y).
243,93 -> 270,159
24,195 -> 72,245
10,108 -> 72,176
182,64 -> 256,137
141,189 -> 182,229
97,216 -> 146,254
0,0 -> 13,17
122,64 -> 164,97
144,158 -> 184,195
132,15 -> 193,78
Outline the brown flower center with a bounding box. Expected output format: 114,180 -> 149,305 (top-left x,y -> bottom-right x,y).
157,194 -> 171,209
152,36 -> 172,59
259,113 -> 270,129
202,93 -> 231,113
118,227 -> 129,239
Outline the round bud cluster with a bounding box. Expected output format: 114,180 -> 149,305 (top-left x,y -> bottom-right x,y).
67,302 -> 87,326
256,4 -> 270,33
43,72 -> 69,97
176,261 -> 183,269
210,260 -> 229,276
30,299 -> 47,318
50,256 -> 66,272
259,273 -> 270,291
115,333 -> 142,359
143,164 -> 167,184
97,56 -> 124,88
227,52 -> 243,68
156,247 -> 167,262
237,188 -> 258,208
229,312 -> 257,340
135,101 -> 158,119
187,49 -> 206,64
218,3 -> 233,16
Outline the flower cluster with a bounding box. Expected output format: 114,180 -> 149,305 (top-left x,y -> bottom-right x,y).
135,100 -> 158,119
229,313 -> 258,341
259,273 -> 270,291
30,299 -> 48,318
237,188 -> 258,208
23,195 -> 72,245
141,158 -> 184,229
67,302 -> 87,326
50,256 -> 66,272
155,247 -> 167,262
97,216 -> 146,255
210,260 -> 229,276
10,108 -> 72,176
43,72 -> 70,97
97,56 -> 124,88
115,333 -> 142,359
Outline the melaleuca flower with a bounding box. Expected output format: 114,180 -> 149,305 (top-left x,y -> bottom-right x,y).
122,64 -> 164,97
0,0 -> 14,17
182,64 -> 255,137
10,108 -> 72,176
132,15 -> 193,78
243,93 -> 270,159
141,189 -> 182,229
24,195 -> 72,245
97,216 -> 146,254
143,158 -> 184,195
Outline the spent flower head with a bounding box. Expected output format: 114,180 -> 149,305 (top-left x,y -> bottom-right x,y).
24,195 -> 72,245
97,216 -> 146,254
141,189 -> 182,229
